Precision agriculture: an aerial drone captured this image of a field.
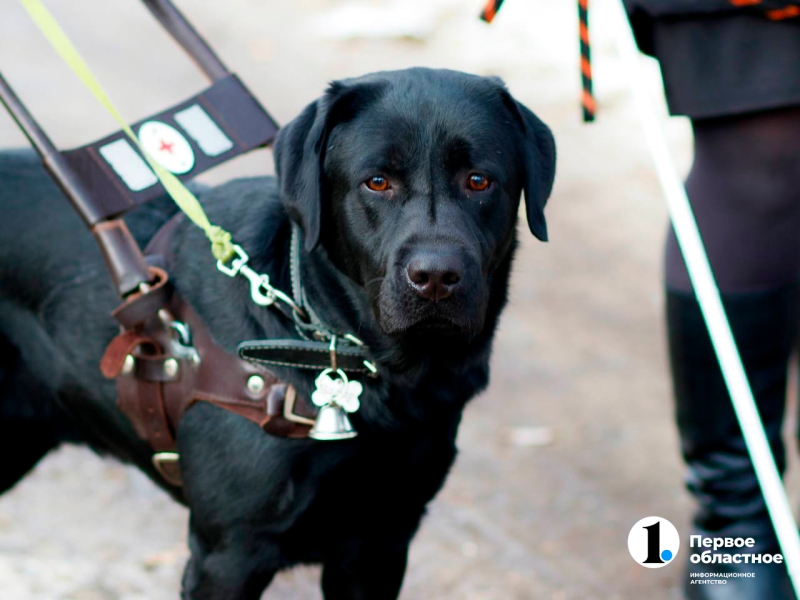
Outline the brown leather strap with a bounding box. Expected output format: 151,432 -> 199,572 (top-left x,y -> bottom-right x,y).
103,290 -> 316,454
101,330 -> 176,452
100,330 -> 157,378
92,219 -> 153,297
100,216 -> 316,486
134,354 -> 181,382
110,266 -> 171,328
165,301 -> 315,437
189,386 -> 311,439
117,371 -> 175,452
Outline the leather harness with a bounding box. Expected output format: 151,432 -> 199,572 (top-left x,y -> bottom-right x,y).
0,0 -> 377,488
98,215 -> 322,486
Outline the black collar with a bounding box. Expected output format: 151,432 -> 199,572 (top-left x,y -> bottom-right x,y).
237,225 -> 377,376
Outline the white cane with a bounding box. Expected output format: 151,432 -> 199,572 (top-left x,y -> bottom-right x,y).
608,0 -> 800,592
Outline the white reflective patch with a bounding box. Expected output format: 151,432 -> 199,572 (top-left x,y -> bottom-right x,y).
98,139 -> 158,192
174,104 -> 234,157
138,121 -> 195,175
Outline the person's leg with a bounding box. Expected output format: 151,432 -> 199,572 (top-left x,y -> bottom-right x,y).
665,106 -> 800,599
666,106 -> 800,293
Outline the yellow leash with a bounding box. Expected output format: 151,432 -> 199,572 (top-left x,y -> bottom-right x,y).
21,0 -> 235,264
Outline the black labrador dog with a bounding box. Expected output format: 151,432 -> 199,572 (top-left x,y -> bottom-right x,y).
0,68 -> 555,599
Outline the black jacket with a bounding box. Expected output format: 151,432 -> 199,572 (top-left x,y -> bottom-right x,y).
625,0 -> 800,55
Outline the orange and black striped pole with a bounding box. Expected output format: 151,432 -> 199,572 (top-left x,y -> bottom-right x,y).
578,0 -> 596,121
480,0 -> 505,23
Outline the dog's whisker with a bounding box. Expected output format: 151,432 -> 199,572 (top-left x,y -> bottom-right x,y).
364,276 -> 385,289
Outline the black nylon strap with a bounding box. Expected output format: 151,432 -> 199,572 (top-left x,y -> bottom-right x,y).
238,339 -> 372,372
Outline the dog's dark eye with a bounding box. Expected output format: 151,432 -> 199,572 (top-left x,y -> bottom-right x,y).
467,173 -> 490,192
364,176 -> 390,192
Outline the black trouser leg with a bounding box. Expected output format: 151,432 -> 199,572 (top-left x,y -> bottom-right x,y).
664,107 -> 800,599
667,287 -> 797,600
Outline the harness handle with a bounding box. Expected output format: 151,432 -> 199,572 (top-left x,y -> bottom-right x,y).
141,0 -> 229,82
0,71 -> 100,226
21,0 -> 237,265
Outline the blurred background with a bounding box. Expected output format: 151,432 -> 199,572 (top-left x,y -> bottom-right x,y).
1,0 -> 794,598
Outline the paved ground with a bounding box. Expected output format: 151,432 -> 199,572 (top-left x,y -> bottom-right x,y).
2,1 -> 798,598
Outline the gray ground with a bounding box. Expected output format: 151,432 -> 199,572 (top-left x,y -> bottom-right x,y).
1,1 -> 798,599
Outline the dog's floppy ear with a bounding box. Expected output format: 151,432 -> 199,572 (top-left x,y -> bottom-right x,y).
274,81 -> 386,251
273,99 -> 325,251
499,90 -> 557,242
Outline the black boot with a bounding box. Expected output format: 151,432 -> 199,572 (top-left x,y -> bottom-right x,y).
667,286 -> 798,600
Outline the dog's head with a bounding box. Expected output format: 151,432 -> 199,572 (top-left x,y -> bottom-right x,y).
274,68 -> 555,339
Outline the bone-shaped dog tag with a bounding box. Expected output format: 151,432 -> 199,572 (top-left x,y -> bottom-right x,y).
311,369 -> 362,413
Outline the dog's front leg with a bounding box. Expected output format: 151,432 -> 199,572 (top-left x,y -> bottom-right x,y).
321,537 -> 411,600
181,525 -> 277,600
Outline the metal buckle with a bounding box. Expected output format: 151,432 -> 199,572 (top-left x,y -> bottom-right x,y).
152,452 -> 183,486
158,310 -> 201,366
282,384 -> 315,426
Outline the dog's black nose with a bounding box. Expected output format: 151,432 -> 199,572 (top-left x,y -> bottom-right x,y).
406,253 -> 463,302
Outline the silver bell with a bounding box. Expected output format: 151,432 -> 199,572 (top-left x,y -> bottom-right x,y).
309,402 -> 357,440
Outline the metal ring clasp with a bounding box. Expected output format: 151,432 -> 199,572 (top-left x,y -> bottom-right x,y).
216,244 -> 249,277
217,244 -> 274,305
318,367 -> 349,385
239,265 -> 277,307
217,244 -> 308,314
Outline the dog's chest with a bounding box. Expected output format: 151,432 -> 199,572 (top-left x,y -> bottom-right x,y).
278,431 -> 458,558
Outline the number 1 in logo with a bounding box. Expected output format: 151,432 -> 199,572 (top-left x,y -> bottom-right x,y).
643,521 -> 665,563
628,517 -> 680,568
